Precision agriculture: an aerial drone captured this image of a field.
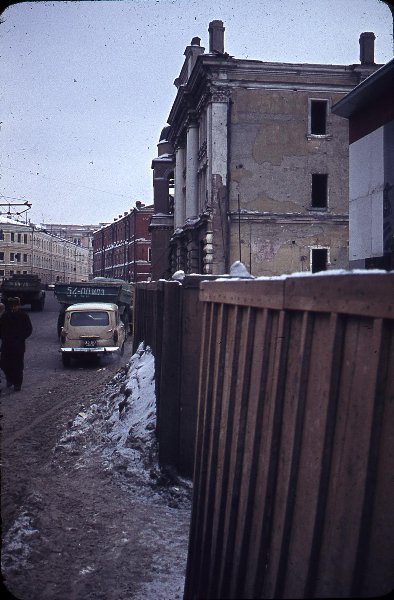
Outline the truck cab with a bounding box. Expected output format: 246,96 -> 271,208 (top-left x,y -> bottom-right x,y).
60,302 -> 126,367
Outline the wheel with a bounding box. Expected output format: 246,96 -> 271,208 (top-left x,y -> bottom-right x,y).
62,353 -> 71,368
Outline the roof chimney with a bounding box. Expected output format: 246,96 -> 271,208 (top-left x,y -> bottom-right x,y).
209,20 -> 225,54
359,32 -> 375,65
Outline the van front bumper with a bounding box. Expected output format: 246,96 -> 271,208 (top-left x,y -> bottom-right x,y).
60,347 -> 120,354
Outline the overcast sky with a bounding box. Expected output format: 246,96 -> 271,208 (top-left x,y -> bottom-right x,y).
1,0 -> 393,226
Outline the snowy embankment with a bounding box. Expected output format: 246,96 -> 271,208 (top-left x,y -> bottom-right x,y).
57,342 -> 192,507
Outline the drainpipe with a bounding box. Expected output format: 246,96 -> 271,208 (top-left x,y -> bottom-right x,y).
133,209 -> 136,283
225,98 -> 233,273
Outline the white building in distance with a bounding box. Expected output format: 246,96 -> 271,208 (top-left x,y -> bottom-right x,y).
0,216 -> 90,284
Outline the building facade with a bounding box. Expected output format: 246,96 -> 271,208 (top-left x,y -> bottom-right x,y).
40,222 -> 105,277
0,217 -> 90,283
93,202 -> 153,282
332,58 -> 394,269
151,22 -> 381,278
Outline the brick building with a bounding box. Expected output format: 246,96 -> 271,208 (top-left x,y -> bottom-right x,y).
151,22 -> 381,278
93,202 -> 153,282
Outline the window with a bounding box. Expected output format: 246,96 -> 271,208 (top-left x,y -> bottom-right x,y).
10,270 -> 14,276
17,233 -> 22,243
311,174 -> 328,208
23,270 -> 28,274
11,232 -> 15,242
23,253 -> 28,262
70,310 -> 109,326
311,248 -> 328,273
0,230 -> 4,240
0,269 -> 4,277
24,234 -> 28,244
10,252 -> 15,262
148,247 -> 152,262
0,252 -> 4,262
310,99 -> 328,135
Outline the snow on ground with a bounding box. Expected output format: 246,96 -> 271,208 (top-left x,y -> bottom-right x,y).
2,344 -> 192,599
57,343 -> 192,507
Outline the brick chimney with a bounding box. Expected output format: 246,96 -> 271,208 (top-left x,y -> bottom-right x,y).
359,32 -> 375,64
209,20 -> 225,54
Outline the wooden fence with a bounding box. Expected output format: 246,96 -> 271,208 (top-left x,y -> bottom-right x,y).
133,276 -> 221,476
184,273 -> 394,599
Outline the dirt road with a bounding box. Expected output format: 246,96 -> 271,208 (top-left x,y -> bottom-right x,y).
1,293 -> 191,599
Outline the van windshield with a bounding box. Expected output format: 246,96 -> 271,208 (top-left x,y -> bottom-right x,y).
70,311 -> 109,326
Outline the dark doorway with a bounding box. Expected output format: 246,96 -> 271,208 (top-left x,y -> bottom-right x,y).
312,248 -> 328,273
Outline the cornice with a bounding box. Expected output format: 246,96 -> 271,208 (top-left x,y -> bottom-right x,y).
228,211 -> 349,224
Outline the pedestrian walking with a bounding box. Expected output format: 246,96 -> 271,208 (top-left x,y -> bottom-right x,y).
0,297 -> 33,392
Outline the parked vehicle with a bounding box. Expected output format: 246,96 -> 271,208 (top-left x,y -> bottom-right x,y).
0,274 -> 46,311
54,278 -> 133,337
59,302 -> 126,367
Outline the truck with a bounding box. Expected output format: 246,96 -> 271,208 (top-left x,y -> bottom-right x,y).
1,274 -> 46,311
54,278 -> 133,337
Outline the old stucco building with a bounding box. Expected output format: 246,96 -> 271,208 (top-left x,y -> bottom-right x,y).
150,23 -> 381,279
0,217 -> 90,283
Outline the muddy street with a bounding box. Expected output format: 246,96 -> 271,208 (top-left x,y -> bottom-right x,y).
1,293 -> 192,600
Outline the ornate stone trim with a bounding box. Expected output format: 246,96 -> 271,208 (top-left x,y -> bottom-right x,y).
209,85 -> 231,103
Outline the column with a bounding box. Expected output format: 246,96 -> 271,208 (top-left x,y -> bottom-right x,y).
185,119 -> 199,220
174,145 -> 185,229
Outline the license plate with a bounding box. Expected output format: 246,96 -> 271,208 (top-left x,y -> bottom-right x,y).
84,339 -> 97,348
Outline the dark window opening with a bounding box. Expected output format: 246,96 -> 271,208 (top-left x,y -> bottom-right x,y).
310,100 -> 327,135
312,248 -> 328,273
70,311 -> 109,327
312,174 -> 328,208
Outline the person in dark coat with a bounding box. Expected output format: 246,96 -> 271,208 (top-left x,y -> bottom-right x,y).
0,296 -> 33,392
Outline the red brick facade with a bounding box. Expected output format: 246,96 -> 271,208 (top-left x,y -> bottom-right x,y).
93,203 -> 153,282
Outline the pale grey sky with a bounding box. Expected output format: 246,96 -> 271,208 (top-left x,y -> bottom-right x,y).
1,0 -> 393,225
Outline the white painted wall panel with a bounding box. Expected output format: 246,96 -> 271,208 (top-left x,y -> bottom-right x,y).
349,128 -> 384,260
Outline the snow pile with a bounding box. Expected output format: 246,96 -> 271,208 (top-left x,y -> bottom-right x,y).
101,344 -> 157,484
55,343 -> 192,508
1,511 -> 40,573
229,260 -> 254,278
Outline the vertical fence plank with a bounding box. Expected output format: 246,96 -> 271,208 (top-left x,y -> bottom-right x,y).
184,302 -> 221,599
229,308 -> 273,598
157,282 -> 182,468
197,305 -> 232,596
354,320 -> 394,597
